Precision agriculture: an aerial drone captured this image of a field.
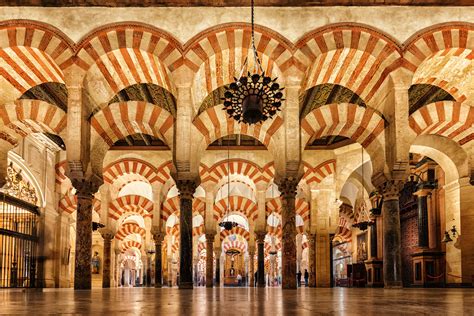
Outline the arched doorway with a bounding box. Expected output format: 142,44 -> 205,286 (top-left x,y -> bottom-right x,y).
0,162 -> 42,288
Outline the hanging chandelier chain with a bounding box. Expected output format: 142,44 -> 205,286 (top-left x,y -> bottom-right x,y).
221,0 -> 284,125
250,0 -> 264,74
227,137 -> 230,219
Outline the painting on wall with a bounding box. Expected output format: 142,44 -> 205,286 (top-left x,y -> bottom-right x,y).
357,232 -> 368,262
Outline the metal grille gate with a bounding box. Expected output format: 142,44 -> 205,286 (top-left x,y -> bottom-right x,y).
0,193 -> 39,288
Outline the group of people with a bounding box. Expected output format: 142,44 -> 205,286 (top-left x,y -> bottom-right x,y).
297,269 -> 310,287
252,269 -> 310,287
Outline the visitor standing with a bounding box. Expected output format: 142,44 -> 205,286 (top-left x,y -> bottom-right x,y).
304,269 -> 309,287
297,270 -> 302,287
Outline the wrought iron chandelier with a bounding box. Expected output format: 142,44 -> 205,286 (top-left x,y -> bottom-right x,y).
352,146 -> 370,231
219,139 -> 239,231
221,0 -> 285,125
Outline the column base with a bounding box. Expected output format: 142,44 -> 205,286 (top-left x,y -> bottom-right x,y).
411,249 -> 444,287
364,259 -> 384,288
154,284 -> 162,288
179,282 -> 193,289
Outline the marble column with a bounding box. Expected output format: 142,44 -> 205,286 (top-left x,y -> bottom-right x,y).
215,251 -> 221,287
72,177 -> 100,290
153,232 -> 164,288
100,230 -> 114,288
381,181 -> 403,288
176,179 -> 199,289
277,177 -> 298,289
205,233 -> 214,288
416,191 -> 429,248
115,249 -> 121,287
255,231 -> 266,287
307,233 -> 316,287
369,220 -> 378,259
249,248 -> 255,287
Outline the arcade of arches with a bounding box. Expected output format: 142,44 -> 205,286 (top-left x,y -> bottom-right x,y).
0,5 -> 473,297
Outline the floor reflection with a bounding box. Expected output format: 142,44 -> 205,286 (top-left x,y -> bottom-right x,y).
0,287 -> 473,315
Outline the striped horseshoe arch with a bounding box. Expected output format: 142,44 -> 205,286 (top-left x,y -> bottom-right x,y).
409,101 -> 473,146
0,20 -> 74,101
296,24 -> 401,108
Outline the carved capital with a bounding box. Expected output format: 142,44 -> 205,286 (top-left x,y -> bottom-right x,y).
379,180 -> 403,201
276,177 -> 299,199
152,231 -> 165,244
175,179 -> 200,200
205,233 -> 215,243
99,228 -> 115,242
255,231 -> 266,243
71,174 -> 103,198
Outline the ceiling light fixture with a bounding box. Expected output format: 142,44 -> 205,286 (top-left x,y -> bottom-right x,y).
221,0 -> 285,125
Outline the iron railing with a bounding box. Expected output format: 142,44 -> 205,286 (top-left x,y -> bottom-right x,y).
0,192 -> 39,288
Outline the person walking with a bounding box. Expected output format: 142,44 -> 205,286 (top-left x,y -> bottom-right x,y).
297,270 -> 302,287
304,269 -> 309,287
254,270 -> 258,287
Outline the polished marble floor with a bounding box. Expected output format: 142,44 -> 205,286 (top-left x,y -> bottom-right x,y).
0,287 -> 473,315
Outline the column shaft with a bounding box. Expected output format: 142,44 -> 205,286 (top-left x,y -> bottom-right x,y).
308,234 -> 316,287
249,251 -> 255,287
155,240 -> 163,287
206,235 -> 214,288
382,181 -> 403,288
417,195 -> 429,248
370,221 -> 378,259
215,257 -> 220,286
73,189 -> 94,290
256,232 -> 266,287
101,234 -> 114,288
176,180 -> 198,289
278,178 -> 298,289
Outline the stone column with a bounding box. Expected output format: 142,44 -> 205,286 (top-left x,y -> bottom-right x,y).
381,181 -> 403,288
100,229 -> 114,288
307,233 -> 316,287
277,177 -> 298,289
115,249 -> 121,287
153,232 -> 164,287
415,191 -> 430,248
215,247 -> 221,287
369,220 -> 378,259
249,247 -> 255,287
205,233 -> 214,287
72,177 -> 101,290
255,231 -> 266,287
176,179 -> 199,289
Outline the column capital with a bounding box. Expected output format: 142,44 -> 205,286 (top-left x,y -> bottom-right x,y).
255,231 -> 266,243
378,180 -> 403,201
205,233 -> 215,243
71,173 -> 103,198
99,228 -> 115,241
175,178 -> 200,200
275,176 -> 299,199
152,229 -> 165,244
